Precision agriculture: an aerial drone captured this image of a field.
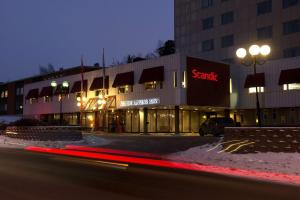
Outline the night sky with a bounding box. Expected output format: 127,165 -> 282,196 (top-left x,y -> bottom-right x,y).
0,0 -> 173,82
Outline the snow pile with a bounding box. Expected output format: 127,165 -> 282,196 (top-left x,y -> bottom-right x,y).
0,135 -> 110,149
166,142 -> 300,176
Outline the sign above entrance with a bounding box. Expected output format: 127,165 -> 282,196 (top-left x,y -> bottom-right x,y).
120,98 -> 160,107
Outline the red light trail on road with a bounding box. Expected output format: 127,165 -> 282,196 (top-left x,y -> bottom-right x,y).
25,146 -> 300,185
64,145 -> 162,159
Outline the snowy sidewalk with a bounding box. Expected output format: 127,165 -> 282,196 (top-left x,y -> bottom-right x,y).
166,139 -> 300,176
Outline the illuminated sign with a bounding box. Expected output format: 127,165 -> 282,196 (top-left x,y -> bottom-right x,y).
192,69 -> 218,82
120,98 -> 160,107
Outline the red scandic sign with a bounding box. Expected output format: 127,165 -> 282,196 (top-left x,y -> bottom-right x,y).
192,69 -> 218,82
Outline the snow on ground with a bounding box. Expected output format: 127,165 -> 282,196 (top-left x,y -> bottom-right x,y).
0,135 -> 110,149
166,140 -> 300,176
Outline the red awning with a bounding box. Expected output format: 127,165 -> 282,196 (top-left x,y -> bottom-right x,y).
26,88 -> 39,99
278,68 -> 300,85
39,86 -> 53,97
244,73 -> 265,88
89,76 -> 109,91
54,84 -> 69,95
139,66 -> 164,84
112,71 -> 134,88
70,80 -> 87,93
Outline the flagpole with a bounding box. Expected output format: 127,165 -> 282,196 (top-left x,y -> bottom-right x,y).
80,55 -> 85,127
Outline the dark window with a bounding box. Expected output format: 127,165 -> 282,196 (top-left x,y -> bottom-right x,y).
221,34 -> 234,48
283,19 -> 300,35
257,0 -> 272,16
221,11 -> 234,25
202,39 -> 214,52
257,26 -> 273,40
283,0 -> 299,8
202,17 -> 214,30
283,46 -> 300,58
201,0 -> 213,8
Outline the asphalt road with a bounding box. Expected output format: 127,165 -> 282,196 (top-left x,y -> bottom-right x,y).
0,148 -> 299,200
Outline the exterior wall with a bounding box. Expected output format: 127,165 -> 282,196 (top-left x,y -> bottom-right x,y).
175,0 -> 300,62
23,54 -> 183,117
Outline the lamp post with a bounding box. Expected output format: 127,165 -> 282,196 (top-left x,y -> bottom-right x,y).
51,80 -> 69,126
236,44 -> 271,127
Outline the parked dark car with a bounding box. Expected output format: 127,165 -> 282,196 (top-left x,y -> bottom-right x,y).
199,117 -> 236,137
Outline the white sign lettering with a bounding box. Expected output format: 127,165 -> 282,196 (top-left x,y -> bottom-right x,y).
120,98 -> 160,107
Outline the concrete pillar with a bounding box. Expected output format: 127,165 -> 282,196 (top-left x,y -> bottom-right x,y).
143,107 -> 148,134
175,106 -> 180,135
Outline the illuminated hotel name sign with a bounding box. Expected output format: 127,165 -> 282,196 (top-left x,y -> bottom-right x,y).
120,98 -> 160,107
192,69 -> 218,82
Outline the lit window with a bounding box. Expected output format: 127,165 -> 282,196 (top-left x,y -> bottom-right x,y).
283,83 -> 300,90
249,87 -> 264,93
118,85 -> 132,94
173,71 -> 178,88
44,96 -> 51,103
29,98 -> 38,104
230,78 -> 233,94
182,71 -> 187,88
145,81 -> 162,90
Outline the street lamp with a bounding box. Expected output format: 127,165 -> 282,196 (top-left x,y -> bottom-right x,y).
236,44 -> 271,127
51,80 -> 69,126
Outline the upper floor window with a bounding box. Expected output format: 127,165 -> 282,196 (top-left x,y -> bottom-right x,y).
16,87 -> 24,96
257,0 -> 272,16
249,87 -> 264,94
202,39 -> 214,52
202,17 -> 214,30
283,83 -> 300,90
0,90 -> 8,98
43,96 -> 51,103
283,46 -> 300,58
283,19 -> 300,35
257,26 -> 273,40
145,81 -> 163,90
173,71 -> 178,88
29,98 -> 38,104
95,89 -> 108,97
221,34 -> 234,48
221,11 -> 234,25
118,85 -> 132,94
283,0 -> 299,8
201,0 -> 213,8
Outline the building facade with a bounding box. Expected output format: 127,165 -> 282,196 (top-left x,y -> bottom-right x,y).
23,54 -> 231,133
175,0 -> 300,63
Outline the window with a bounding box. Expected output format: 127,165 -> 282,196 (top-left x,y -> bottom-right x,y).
43,96 -> 51,103
202,39 -> 214,51
1,90 -> 8,98
249,87 -> 264,93
182,71 -> 187,88
201,0 -> 213,8
283,0 -> 299,8
257,26 -> 273,40
145,81 -> 162,90
283,19 -> 300,35
173,71 -> 178,88
283,46 -> 300,58
257,0 -> 272,16
221,34 -> 234,48
221,11 -> 234,25
230,78 -> 233,94
29,98 -> 38,104
283,83 -> 300,90
95,89 -> 108,97
16,87 -> 23,96
202,17 -> 214,30
118,85 -> 132,94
